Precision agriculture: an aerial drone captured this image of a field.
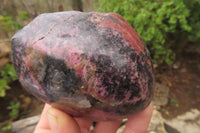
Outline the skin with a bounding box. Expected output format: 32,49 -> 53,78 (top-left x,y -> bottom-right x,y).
34,102 -> 153,133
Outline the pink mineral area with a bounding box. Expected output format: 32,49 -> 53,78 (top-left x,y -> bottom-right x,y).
64,49 -> 84,68
138,79 -> 149,100
85,109 -> 122,121
32,41 -> 49,55
89,13 -> 144,53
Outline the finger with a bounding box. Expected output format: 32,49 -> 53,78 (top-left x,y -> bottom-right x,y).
34,128 -> 50,133
34,104 -> 51,132
93,120 -> 122,133
46,106 -> 81,133
123,102 -> 153,133
75,118 -> 93,133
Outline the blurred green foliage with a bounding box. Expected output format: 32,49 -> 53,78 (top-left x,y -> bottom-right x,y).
18,11 -> 29,21
7,101 -> 20,117
96,0 -> 200,64
0,64 -> 17,97
0,11 -> 24,37
0,11 -> 28,97
2,123 -> 12,131
2,101 -> 20,131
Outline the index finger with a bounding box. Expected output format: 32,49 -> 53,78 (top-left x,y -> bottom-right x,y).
34,104 -> 51,132
123,102 -> 153,133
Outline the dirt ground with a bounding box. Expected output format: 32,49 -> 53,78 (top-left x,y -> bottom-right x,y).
0,43 -> 200,132
157,47 -> 200,119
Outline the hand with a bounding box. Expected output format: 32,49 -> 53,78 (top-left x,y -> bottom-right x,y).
34,103 -> 153,133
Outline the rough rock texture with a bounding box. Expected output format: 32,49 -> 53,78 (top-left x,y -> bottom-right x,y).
12,115 -> 40,133
153,83 -> 169,106
147,108 -> 168,133
11,11 -> 154,121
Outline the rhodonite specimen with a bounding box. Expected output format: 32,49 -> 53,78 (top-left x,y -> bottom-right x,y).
11,11 -> 154,121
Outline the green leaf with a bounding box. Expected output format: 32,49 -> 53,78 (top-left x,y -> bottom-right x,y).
0,79 -> 8,88
0,89 -> 6,97
2,123 -> 12,131
0,79 -> 10,97
169,15 -> 177,24
171,99 -> 179,106
7,101 -> 20,117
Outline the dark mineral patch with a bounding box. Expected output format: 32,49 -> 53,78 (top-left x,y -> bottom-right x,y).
41,56 -> 81,102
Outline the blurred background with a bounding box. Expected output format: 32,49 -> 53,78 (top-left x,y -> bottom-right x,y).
0,0 -> 199,133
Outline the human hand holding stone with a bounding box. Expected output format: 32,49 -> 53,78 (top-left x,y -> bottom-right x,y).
34,103 -> 153,133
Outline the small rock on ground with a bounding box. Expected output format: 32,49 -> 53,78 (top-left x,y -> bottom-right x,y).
147,107 -> 167,133
153,83 -> 169,106
164,109 -> 200,133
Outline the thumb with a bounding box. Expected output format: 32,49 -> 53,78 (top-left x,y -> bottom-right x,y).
46,106 -> 80,133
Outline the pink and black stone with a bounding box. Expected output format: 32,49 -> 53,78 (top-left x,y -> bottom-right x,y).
11,11 -> 154,121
